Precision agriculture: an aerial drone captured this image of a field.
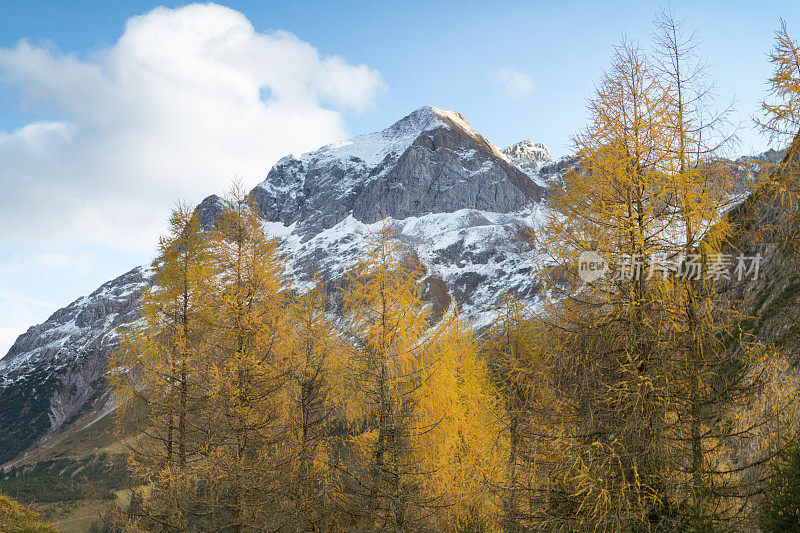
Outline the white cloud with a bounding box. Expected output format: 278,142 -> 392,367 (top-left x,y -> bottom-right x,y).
490,67 -> 534,98
0,3 -> 385,252
0,289 -> 55,311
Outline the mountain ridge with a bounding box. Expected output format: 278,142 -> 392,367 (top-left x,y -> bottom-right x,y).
0,106 -> 555,466
249,105 -> 546,238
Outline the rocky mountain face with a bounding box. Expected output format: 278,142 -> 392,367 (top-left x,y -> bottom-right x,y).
502,139 -> 553,178
0,267 -> 148,464
249,106 -> 544,238
0,106 -> 559,466
723,135 -> 800,354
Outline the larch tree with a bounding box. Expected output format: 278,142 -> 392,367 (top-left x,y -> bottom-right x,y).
757,19 -> 800,252
651,9 -> 791,527
109,204 -> 213,531
336,225 -> 434,531
748,17 -> 800,527
483,295 -> 560,533
200,184 -> 291,531
528,11 -> 800,530
537,36 -> 680,530
282,281 -> 345,530
757,18 -> 800,144
415,312 -> 506,532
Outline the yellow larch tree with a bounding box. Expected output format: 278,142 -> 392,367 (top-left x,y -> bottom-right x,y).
109,203 -> 213,531
651,10 -> 785,526
757,18 -> 800,144
757,19 -> 800,248
200,184 -> 291,531
336,225 -> 434,531
537,36 -> 679,531
527,11 -> 800,530
482,295 -> 560,533
415,311 -> 506,532
282,281 -> 346,530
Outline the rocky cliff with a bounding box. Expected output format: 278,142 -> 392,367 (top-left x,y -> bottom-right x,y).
249,106 -> 544,238
0,267 -> 147,464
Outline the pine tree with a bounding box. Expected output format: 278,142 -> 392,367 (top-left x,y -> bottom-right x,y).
759,437 -> 800,532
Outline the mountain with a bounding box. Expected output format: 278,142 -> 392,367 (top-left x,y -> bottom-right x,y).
723,135 -> 800,353
248,106 -> 544,237
0,106 -> 559,467
0,267 -> 147,465
502,139 -> 553,181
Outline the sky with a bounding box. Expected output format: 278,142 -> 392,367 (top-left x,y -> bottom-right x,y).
0,0 -> 799,357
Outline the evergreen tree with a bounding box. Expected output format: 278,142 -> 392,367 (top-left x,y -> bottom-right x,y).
760,438 -> 800,532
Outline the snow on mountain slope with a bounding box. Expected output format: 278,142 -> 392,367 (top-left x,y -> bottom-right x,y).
244,105 -> 554,326
249,106 -> 545,237
503,139 -> 552,166
0,266 -> 148,464
266,205 -> 547,329
0,267 -> 148,376
0,106 -> 556,465
284,105 -> 448,169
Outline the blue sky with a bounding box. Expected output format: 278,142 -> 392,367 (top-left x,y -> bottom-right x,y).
0,0 -> 798,356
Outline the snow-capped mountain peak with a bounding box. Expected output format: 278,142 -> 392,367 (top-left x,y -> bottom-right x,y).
249,106 -> 544,238
278,105 -> 443,170
259,105 -> 510,194
503,139 -> 553,167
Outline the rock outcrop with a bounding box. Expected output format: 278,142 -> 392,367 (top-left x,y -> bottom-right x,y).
249,106 -> 545,239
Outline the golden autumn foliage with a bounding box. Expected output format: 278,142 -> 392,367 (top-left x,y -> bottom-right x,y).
757,18 -> 800,246
483,295 -> 560,532
199,184 -> 291,530
0,493 -> 56,533
416,313 -> 506,531
282,282 -> 344,530
527,11 -> 800,532
109,202 -> 212,530
103,14 -> 800,533
335,225 -> 438,530
110,219 -> 515,532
